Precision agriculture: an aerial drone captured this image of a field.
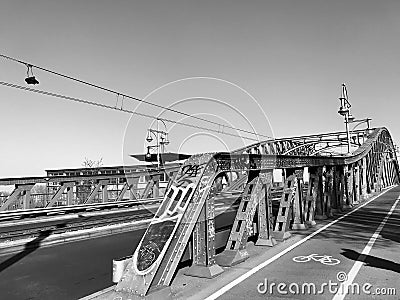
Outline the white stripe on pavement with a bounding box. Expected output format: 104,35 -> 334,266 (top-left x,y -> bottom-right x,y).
332,195 -> 400,300
204,187 -> 396,300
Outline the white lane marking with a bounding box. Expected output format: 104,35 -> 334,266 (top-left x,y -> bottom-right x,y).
204,187 -> 396,300
332,195 -> 400,300
292,254 -> 340,265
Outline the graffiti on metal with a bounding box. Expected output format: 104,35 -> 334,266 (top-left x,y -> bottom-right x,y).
136,220 -> 176,271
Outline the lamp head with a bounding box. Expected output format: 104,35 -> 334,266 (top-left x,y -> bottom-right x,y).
146,130 -> 153,142
338,106 -> 349,116
145,147 -> 152,162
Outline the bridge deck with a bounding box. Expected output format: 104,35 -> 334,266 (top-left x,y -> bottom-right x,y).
183,186 -> 400,300
87,186 -> 399,300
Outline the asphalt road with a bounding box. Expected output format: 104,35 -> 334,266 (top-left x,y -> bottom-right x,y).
0,199 -> 238,300
212,187 -> 400,300
0,229 -> 146,300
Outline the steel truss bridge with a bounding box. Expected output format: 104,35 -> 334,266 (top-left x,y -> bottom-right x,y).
1,127 -> 399,299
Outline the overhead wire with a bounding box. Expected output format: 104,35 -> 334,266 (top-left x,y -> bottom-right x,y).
0,53 -> 272,140
0,80 -> 261,142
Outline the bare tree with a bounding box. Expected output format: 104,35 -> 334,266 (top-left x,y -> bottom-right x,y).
82,157 -> 103,168
78,157 -> 104,204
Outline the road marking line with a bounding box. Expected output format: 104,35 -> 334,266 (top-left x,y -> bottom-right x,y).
204,186 -> 396,300
332,195 -> 400,300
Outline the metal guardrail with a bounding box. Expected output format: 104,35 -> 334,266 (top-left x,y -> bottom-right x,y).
0,197 -> 163,221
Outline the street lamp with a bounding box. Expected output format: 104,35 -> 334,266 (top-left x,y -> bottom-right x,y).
338,83 -> 353,153
145,119 -> 169,168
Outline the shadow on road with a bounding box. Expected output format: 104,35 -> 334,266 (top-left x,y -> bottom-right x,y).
0,224 -> 66,273
341,248 -> 400,274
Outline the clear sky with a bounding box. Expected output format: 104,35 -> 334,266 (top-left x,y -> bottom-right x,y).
1,0 -> 400,178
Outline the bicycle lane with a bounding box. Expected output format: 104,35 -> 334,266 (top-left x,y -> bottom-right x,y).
205,186 -> 400,300
337,192 -> 400,300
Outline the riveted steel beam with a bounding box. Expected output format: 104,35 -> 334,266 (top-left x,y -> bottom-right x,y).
1,184 -> 35,211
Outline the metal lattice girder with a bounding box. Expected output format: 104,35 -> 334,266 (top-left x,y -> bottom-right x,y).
128,177 -> 139,200
272,175 -> 297,241
388,157 -> 397,186
353,164 -> 361,204
46,182 -> 74,207
141,175 -> 160,199
304,168 -> 319,227
222,172 -> 248,193
366,152 -> 374,193
344,165 -> 354,208
314,167 -> 327,220
377,153 -> 391,190
331,166 -> 339,212
84,179 -> 109,204
215,174 -> 266,266
360,157 -> 368,197
116,181 -> 134,201
332,166 -> 342,212
141,179 -> 154,199
152,175 -> 160,198
256,171 -> 276,247
324,166 -> 334,218
291,169 -> 308,230
338,166 -> 346,210
0,184 -> 35,211
184,180 -> 223,278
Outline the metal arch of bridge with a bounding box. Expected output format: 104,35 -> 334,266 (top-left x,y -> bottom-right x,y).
309,142 -> 361,156
282,139 -> 365,156
236,129 -> 370,156
113,127 -> 399,299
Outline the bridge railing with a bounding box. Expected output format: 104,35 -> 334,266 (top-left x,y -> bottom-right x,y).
0,164 -> 181,211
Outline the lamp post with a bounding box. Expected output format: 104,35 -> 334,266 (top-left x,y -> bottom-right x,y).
338,83 -> 354,153
145,119 -> 169,168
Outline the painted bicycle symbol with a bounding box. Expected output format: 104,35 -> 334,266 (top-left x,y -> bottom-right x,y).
292,254 -> 340,265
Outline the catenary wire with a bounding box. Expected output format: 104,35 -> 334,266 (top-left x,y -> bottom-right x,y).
0,53 -> 272,140
0,80 -> 262,142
